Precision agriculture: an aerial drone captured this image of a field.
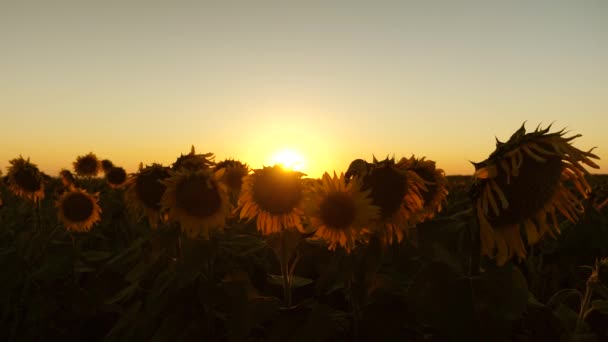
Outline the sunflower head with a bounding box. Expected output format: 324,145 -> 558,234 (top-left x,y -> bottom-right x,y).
172,145 -> 215,172
161,168 -> 229,239
215,159 -> 250,193
398,155 -> 449,222
358,156 -> 426,246
56,187 -> 102,232
101,159 -> 114,173
305,172 -> 380,253
105,166 -> 127,189
238,165 -> 305,235
73,152 -> 100,177
471,123 -> 599,265
124,163 -> 171,228
345,159 -> 373,184
59,169 -> 76,188
6,156 -> 45,202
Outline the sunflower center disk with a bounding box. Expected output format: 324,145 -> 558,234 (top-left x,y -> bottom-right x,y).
414,167 -> 437,205
107,167 -> 127,185
63,193 -> 94,222
252,172 -> 302,215
489,150 -> 563,226
319,193 -> 356,228
14,169 -> 41,192
136,171 -> 169,210
363,167 -> 407,219
175,177 -> 221,218
225,169 -> 245,191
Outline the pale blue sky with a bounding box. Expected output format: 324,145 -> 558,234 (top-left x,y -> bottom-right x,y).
1,0 -> 606,177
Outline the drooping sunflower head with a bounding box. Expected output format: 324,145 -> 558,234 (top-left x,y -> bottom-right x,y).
124,163 -> 171,228
215,159 -> 250,195
6,156 -> 45,202
359,156 -> 426,246
471,123 -> 600,265
161,168 -> 229,239
59,169 -> 76,188
305,172 -> 380,253
56,187 -> 102,232
73,152 -> 100,177
172,145 -> 215,172
398,155 -> 449,222
101,159 -> 114,173
345,159 -> 373,184
105,166 -> 127,189
238,165 -> 305,235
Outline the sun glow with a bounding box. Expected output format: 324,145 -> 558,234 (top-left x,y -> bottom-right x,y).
270,149 -> 305,172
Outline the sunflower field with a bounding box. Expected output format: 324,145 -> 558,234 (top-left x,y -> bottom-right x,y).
1,123 -> 608,341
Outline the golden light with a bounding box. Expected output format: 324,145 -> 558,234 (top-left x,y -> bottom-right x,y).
270,149 -> 305,172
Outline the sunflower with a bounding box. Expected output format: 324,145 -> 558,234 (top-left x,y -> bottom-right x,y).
215,159 -> 249,206
172,145 -> 215,171
349,157 -> 426,246
305,172 -> 380,253
59,169 -> 76,188
101,159 -> 114,173
161,168 -> 229,239
124,163 -> 171,228
397,156 -> 449,223
105,166 -> 127,189
73,152 -> 100,177
471,123 -> 599,265
56,187 -> 102,232
238,165 -> 306,235
6,156 -> 45,202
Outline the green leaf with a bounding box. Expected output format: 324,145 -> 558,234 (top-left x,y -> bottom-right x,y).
267,275 -> 314,289
547,288 -> 583,308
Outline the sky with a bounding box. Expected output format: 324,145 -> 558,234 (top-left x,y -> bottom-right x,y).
1,0 -> 606,178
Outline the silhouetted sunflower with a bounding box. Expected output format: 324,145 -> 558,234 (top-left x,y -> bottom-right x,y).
73,152 -> 100,177
161,168 -> 229,239
471,123 -> 599,265
60,169 -> 76,188
356,157 -> 426,246
56,187 -> 101,232
105,166 -> 127,189
6,156 -> 45,202
238,165 -> 305,235
398,156 -> 449,223
215,159 -> 249,206
305,172 -> 380,253
101,159 -> 114,173
172,145 -> 215,171
124,163 -> 171,228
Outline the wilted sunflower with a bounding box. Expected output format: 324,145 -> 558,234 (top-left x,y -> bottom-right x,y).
305,172 -> 380,253
105,166 -> 127,189
172,145 -> 215,171
6,156 -> 45,202
398,156 -> 449,223
56,187 -> 102,232
349,157 -> 426,246
161,168 -> 229,239
124,163 -> 171,228
238,165 -> 306,235
471,123 -> 599,265
59,169 -> 76,188
73,152 -> 100,177
215,159 -> 249,205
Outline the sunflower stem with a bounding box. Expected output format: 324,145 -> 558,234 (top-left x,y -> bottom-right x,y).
469,210 -> 481,277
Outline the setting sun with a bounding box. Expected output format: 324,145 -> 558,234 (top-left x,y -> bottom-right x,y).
270,149 -> 306,172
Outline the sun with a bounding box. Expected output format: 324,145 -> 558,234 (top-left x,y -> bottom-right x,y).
270,149 -> 305,172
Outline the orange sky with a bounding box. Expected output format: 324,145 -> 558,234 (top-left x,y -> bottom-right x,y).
1,1 -> 606,178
